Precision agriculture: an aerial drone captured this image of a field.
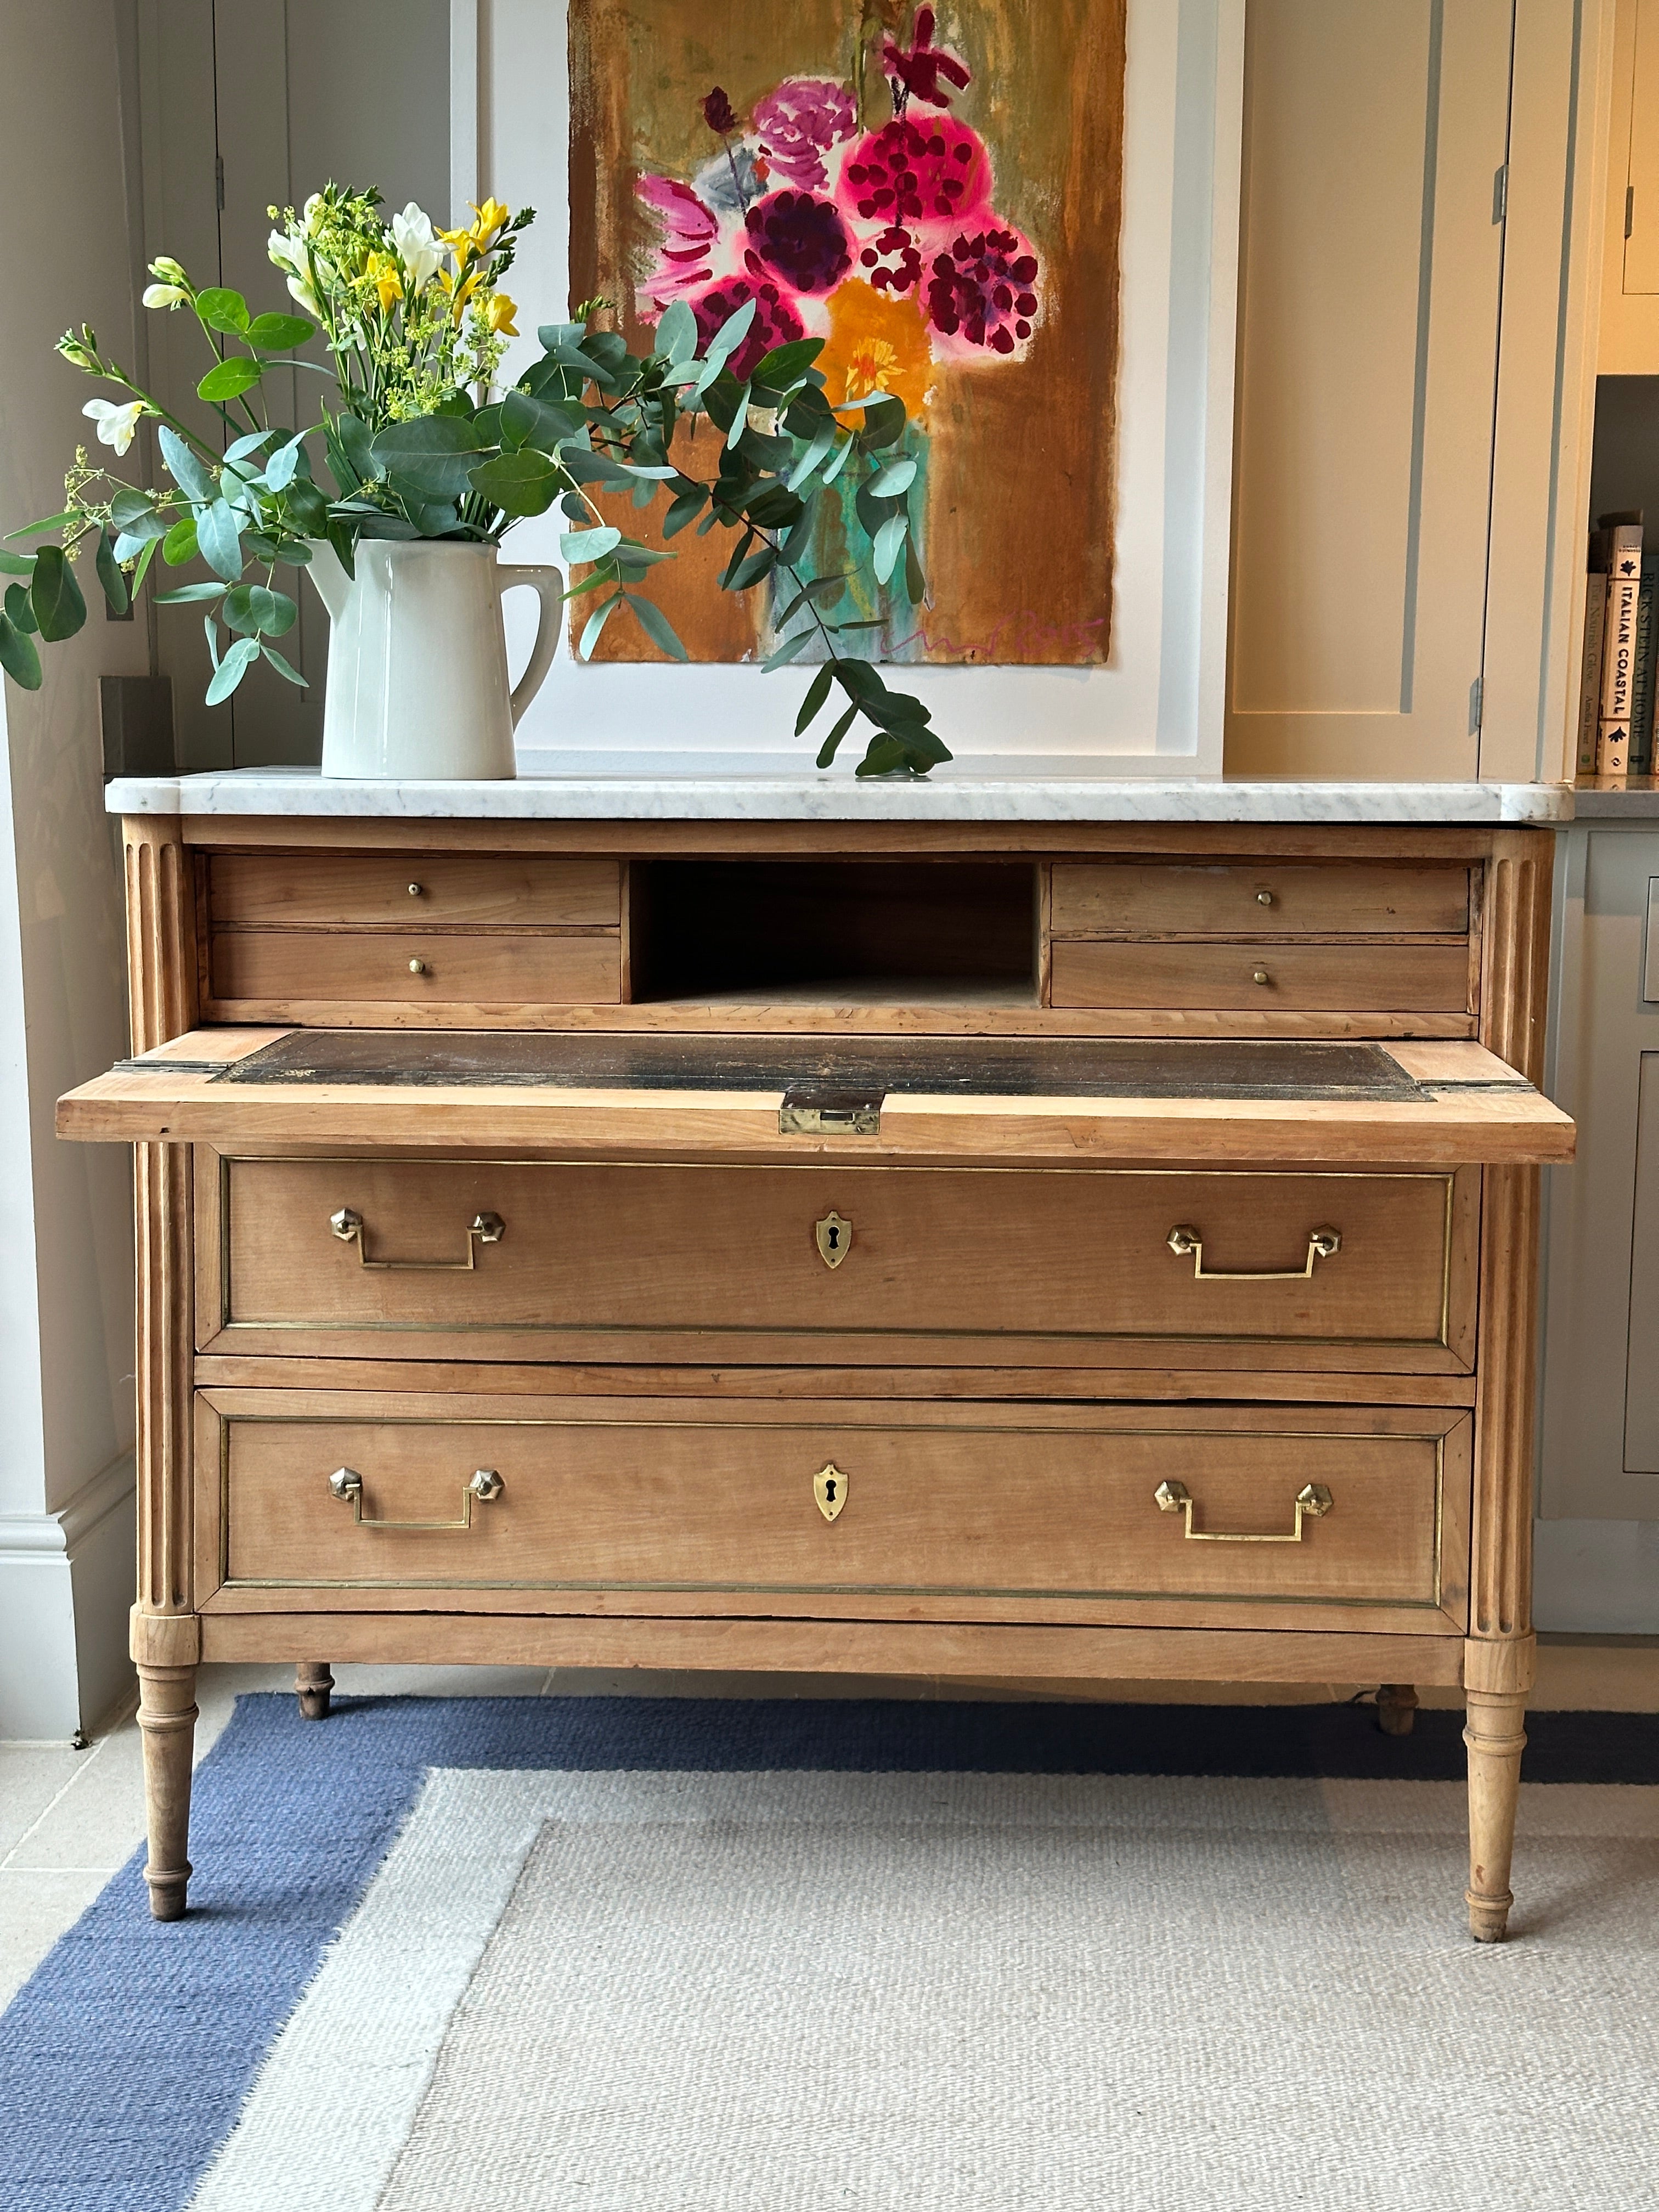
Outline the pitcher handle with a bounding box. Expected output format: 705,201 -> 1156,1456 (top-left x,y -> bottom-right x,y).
499,564 -> 565,727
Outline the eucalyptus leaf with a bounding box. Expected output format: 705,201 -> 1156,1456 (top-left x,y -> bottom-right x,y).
6,582 -> 37,633
793,661 -> 834,735
725,382 -> 751,453
95,529 -> 130,616
261,642 -> 308,685
195,499 -> 244,583
29,545 -> 86,641
3,509 -> 76,541
786,424 -> 837,492
822,436 -> 853,487
468,450 -> 558,517
578,590 -> 623,659
222,582 -> 297,637
702,296 -> 757,370
154,582 -> 229,604
559,525 -> 621,563
223,430 -> 278,460
661,487 -> 708,539
373,415 -> 484,499
761,630 -> 812,672
872,514 -> 907,585
204,633 -> 259,704
625,592 -> 687,661
749,337 -> 823,392
815,700 -> 859,768
159,426 -> 216,504
0,612 -> 42,690
656,299 -> 698,363
868,457 -> 917,499
0,552 -> 35,575
264,432 -> 306,492
196,356 -> 264,404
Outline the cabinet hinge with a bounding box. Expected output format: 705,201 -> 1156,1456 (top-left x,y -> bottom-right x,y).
1469,675 -> 1483,735
1493,164 -> 1508,224
1628,184 -> 1637,241
215,153 -> 226,212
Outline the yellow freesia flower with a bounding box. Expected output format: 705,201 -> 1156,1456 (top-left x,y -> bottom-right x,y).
440,197 -> 511,257
485,291 -> 518,336
440,265 -> 483,324
365,252 -> 402,313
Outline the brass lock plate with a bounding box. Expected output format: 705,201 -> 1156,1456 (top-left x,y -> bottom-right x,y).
813,1464 -> 848,1522
815,1211 -> 853,1268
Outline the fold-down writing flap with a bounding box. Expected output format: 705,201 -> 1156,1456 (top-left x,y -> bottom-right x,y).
57,1030 -> 1575,1166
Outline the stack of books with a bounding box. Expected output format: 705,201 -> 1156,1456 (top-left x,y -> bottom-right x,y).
1578,509 -> 1656,778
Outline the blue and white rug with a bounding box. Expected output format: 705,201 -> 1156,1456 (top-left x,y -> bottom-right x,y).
3,1696 -> 1657,2212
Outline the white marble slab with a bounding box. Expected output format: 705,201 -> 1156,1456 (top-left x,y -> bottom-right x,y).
104,757 -> 1574,825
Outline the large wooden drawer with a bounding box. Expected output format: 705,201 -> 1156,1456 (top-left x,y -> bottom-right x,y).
1049,940 -> 1472,1012
207,851 -> 621,929
202,1155 -> 1476,1371
196,1393 -> 1470,1633
1050,861 -> 1471,938
208,930 -> 623,1007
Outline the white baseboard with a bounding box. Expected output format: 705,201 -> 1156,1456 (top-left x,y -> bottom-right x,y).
1534,1516 -> 1659,1635
0,1454 -> 136,1739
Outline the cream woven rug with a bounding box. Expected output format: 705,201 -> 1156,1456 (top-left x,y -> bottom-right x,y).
185,1768 -> 1658,2211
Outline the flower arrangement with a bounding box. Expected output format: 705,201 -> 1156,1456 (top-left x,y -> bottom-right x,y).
1,162 -> 949,774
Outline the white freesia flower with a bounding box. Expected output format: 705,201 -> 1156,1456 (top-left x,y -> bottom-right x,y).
83,398 -> 146,455
392,203 -> 442,290
142,283 -> 189,309
286,273 -> 321,318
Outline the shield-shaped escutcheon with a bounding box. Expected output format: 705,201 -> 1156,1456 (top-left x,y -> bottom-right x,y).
813,1463 -> 848,1522
814,1211 -> 853,1268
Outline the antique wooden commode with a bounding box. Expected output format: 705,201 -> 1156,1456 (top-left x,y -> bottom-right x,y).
58,771 -> 1574,1939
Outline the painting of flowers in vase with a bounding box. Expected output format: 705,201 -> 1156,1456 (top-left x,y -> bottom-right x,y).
568,0 -> 1126,667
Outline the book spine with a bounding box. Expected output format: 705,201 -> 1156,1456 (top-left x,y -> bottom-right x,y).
1633,566 -> 1658,775
1578,574 -> 1606,775
1599,523 -> 1644,775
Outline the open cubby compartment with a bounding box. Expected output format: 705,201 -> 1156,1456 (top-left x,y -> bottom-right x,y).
628,859 -> 1041,1008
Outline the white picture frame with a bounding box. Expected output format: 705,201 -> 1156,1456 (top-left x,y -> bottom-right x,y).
460,0 -> 1243,774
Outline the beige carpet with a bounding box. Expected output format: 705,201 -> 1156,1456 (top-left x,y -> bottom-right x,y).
314,1771 -> 1659,2211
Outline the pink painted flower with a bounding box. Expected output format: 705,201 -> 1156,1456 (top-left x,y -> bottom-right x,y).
635,175 -> 724,314
839,117 -> 991,232
923,224 -> 1041,356
752,77 -> 857,193
743,189 -> 853,296
687,275 -> 805,380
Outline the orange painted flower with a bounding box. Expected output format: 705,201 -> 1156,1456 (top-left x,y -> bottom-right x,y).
814,281 -> 932,428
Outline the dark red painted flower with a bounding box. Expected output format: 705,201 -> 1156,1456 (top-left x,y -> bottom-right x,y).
702,86 -> 738,136
742,189 -> 853,296
924,225 -> 1041,355
856,222 -> 925,297
838,118 -> 991,232
687,276 -> 805,381
882,7 -> 970,112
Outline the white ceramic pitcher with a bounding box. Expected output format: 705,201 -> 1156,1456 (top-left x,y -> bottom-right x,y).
307,538 -> 563,780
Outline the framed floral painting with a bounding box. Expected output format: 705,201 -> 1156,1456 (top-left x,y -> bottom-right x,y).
469,0 -> 1243,770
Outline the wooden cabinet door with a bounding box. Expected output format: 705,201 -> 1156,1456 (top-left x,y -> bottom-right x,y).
1226,0 -> 1513,778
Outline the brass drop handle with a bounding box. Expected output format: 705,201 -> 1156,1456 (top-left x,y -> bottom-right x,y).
1166,1224 -> 1340,1280
330,1207 -> 505,1269
329,1466 -> 504,1530
1155,1478 -> 1332,1543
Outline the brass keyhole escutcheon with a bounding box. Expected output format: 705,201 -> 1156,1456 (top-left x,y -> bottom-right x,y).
814,1464 -> 848,1522
815,1211 -> 853,1269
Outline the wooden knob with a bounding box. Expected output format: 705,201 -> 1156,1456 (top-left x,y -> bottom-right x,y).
409,958 -> 426,975
1252,968 -> 1270,986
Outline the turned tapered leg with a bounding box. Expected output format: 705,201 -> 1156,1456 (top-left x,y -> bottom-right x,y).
296,1661 -> 334,1720
1464,1687 -> 1527,1943
1375,1683 -> 1418,1737
136,1661 -> 198,1921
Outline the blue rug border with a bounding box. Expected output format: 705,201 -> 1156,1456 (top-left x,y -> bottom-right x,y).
3,1691 -> 1655,2212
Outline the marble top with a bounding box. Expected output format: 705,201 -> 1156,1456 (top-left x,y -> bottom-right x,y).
105,757 -> 1575,825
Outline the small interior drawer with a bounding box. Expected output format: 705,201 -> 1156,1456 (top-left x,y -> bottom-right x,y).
1049,939 -> 1472,1013
208,929 -> 622,1007
203,1393 -> 1467,1624
1050,861 -> 1470,939
208,851 -> 621,929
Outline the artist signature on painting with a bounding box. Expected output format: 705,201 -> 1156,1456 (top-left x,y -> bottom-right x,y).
888,611 -> 1107,662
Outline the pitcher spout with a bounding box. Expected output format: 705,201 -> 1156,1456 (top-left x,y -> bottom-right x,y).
305,538 -> 353,624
